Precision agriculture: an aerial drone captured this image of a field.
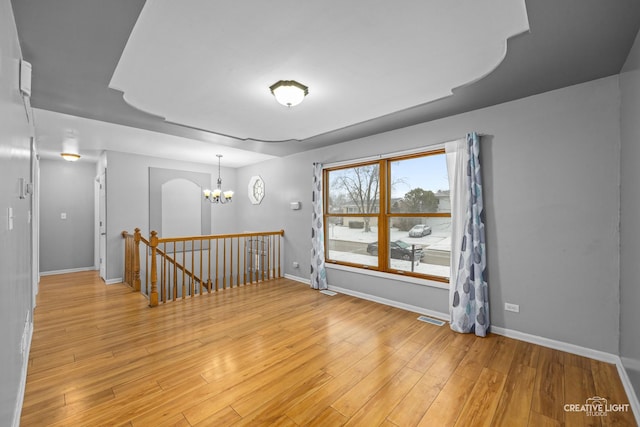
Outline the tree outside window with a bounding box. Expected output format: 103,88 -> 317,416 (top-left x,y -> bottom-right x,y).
324,150 -> 451,282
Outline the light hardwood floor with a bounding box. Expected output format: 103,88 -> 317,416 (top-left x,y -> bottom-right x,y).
21,271 -> 636,426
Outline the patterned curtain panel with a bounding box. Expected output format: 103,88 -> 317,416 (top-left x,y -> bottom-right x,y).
310,163 -> 328,290
445,132 -> 489,337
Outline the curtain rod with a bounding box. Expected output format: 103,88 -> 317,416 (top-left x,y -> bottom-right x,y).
320,132 -> 485,169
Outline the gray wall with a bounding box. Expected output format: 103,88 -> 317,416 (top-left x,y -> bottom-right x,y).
620,28 -> 640,395
238,75 -> 622,354
105,151 -> 237,281
0,0 -> 34,424
39,159 -> 96,273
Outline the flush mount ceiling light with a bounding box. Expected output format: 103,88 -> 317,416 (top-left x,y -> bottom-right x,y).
269,80 -> 309,107
60,152 -> 81,162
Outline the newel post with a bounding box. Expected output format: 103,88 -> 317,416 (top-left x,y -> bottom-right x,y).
133,228 -> 141,292
149,230 -> 159,307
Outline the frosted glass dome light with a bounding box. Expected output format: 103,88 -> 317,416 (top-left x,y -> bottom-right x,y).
269,80 -> 309,107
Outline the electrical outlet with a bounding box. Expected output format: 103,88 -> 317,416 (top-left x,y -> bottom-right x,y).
292,262 -> 299,268
505,302 -> 520,313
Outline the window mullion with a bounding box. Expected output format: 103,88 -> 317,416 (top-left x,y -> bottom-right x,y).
379,159 -> 389,271
322,169 -> 330,263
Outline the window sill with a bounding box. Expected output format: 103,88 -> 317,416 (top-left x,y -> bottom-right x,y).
325,263 -> 450,290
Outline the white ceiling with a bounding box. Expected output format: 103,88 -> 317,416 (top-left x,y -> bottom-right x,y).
109,0 -> 529,142
12,0 -> 640,165
34,108 -> 275,167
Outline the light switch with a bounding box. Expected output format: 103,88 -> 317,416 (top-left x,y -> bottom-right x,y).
60,213 -> 67,220
8,207 -> 14,231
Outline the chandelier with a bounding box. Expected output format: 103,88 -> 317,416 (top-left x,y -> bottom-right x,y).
269,80 -> 309,107
203,154 -> 233,204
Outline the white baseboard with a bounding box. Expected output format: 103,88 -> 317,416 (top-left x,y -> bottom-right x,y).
490,326 -> 620,364
283,275 -> 451,323
327,284 -> 450,322
622,356 -> 640,372
13,318 -> 32,427
284,275 -> 450,322
40,269 -> 123,286
617,359 -> 640,426
475,326 -> 639,423
281,276 -> 639,422
40,266 -> 96,276
284,273 -> 310,285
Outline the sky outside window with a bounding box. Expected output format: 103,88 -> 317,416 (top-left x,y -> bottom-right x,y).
390,154 -> 449,199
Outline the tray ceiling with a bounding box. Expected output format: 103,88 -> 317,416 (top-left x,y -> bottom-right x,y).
11,0 -> 640,162
110,0 -> 529,142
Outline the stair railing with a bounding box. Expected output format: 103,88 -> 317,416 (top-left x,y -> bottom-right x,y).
122,229 -> 285,307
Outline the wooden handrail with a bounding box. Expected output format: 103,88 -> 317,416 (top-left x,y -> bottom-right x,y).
152,229 -> 285,243
154,244 -> 205,286
132,232 -> 208,293
123,229 -> 285,307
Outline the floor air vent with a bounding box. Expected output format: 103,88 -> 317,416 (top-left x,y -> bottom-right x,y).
417,315 -> 445,326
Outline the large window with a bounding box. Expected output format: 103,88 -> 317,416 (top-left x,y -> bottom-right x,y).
324,149 -> 451,282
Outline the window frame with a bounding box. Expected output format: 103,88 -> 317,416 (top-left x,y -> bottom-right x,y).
323,148 -> 450,283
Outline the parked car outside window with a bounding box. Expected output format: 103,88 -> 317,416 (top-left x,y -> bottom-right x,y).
408,224 -> 432,237
366,240 -> 423,261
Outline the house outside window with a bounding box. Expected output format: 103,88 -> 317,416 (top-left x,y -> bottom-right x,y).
324,149 -> 451,282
